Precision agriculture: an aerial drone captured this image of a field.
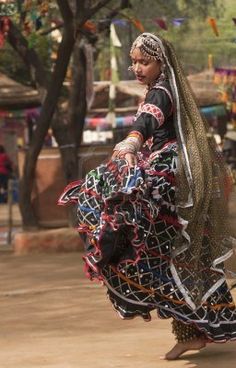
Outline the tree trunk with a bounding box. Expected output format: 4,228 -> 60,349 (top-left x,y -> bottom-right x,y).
51,109 -> 78,184
7,0 -> 114,228
70,39 -> 87,149
19,24 -> 76,228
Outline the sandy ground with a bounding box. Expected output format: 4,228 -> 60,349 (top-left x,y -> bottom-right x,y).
0,189 -> 236,367
0,252 -> 236,368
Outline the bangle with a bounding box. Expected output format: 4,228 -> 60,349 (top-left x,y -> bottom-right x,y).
113,131 -> 143,155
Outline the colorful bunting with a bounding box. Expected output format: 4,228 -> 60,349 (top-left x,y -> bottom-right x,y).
153,17 -> 168,31
83,20 -> 97,33
172,18 -> 186,26
85,104 -> 223,129
112,19 -> 128,27
208,17 -> 219,37
131,18 -> 145,32
110,23 -> 121,49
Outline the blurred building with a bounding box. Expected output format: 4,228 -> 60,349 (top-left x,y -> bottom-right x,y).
0,72 -> 41,164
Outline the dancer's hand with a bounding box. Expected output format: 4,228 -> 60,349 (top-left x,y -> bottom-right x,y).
123,152 -> 137,167
111,151 -> 137,167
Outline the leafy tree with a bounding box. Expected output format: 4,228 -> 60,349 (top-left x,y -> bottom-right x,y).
2,0 -> 133,228
3,0 -> 115,228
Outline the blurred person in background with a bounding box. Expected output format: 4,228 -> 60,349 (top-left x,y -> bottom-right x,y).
0,144 -> 13,203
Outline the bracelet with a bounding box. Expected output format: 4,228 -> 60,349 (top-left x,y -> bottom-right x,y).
113,131 -> 143,155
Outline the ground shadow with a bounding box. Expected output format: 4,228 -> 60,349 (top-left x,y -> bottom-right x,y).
181,341 -> 236,368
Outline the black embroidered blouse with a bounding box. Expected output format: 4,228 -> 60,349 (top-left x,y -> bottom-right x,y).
131,80 -> 176,151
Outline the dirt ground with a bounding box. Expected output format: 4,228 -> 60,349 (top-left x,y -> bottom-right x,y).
0,251 -> 236,368
0,189 -> 236,368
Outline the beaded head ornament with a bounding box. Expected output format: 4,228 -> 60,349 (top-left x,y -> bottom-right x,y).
130,32 -> 164,63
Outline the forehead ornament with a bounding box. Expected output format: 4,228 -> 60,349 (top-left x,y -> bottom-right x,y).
130,33 -> 164,63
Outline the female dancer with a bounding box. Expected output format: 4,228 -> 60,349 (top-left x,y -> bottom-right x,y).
59,33 -> 236,360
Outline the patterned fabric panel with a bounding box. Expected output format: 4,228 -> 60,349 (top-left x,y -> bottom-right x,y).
59,142 -> 236,343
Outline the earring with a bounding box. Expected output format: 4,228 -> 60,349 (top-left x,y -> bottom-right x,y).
128,65 -> 134,72
159,63 -> 166,81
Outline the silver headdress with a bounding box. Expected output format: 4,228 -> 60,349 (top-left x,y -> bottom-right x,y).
130,32 -> 164,63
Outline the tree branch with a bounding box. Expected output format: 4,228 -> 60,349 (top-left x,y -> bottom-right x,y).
19,23 -> 76,227
75,0 -> 86,17
56,0 -> 73,25
84,0 -> 112,21
39,22 -> 63,36
7,21 -> 48,92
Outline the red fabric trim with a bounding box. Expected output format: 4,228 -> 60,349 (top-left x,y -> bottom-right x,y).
139,103 -> 165,126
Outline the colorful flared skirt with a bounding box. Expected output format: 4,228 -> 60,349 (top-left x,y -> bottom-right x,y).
59,141 -> 236,342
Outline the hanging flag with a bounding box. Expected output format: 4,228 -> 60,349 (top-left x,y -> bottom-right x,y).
232,18 -> 236,25
107,23 -> 121,128
110,23 -> 122,49
153,18 -> 168,31
112,19 -> 128,27
172,18 -> 185,26
208,17 -> 219,37
131,18 -> 145,32
83,20 -> 96,33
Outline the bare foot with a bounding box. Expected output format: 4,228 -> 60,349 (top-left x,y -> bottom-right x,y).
160,338 -> 206,360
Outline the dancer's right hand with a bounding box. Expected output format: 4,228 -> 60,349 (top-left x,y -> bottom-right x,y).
111,151 -> 137,167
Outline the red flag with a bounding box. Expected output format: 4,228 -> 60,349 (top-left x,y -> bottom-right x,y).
153,18 -> 168,31
131,18 -> 145,32
83,20 -> 97,33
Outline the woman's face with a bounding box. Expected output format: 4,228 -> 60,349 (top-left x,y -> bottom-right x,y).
130,47 -> 162,85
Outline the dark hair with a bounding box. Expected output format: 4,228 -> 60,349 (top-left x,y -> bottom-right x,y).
0,145 -> 5,153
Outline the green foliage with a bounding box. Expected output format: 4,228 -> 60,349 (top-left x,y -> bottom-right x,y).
0,0 -> 60,84
0,32 -> 52,84
0,43 -> 31,84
